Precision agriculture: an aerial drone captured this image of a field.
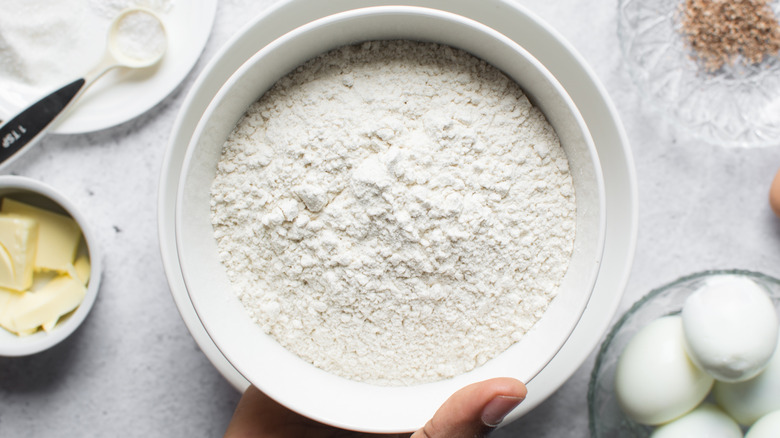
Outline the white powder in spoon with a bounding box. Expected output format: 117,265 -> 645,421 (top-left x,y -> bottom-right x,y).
211,41 -> 576,385
113,10 -> 166,62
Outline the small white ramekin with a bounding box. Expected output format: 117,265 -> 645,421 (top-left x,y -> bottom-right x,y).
0,175 -> 101,357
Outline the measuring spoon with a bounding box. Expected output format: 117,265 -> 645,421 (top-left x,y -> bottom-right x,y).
0,8 -> 167,170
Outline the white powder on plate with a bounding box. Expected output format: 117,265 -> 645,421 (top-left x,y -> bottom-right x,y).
89,0 -> 174,19
211,41 -> 576,385
0,0 -> 173,89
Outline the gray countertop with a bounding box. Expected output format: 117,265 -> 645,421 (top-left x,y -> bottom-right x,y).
3,0 -> 780,436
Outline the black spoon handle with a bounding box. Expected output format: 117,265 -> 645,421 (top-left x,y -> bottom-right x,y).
0,78 -> 86,166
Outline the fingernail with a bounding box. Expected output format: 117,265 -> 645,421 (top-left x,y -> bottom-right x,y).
481,395 -> 524,427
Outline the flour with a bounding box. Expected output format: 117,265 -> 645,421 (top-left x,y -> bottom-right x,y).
0,0 -> 173,89
89,0 -> 174,19
210,41 -> 576,385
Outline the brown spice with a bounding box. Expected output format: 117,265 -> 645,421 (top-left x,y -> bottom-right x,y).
679,0 -> 780,71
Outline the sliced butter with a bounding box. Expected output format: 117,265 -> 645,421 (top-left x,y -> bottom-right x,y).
41,317 -> 59,333
0,214 -> 38,292
1,198 -> 81,273
73,255 -> 91,285
16,327 -> 39,336
34,271 -> 62,334
4,275 -> 86,333
0,286 -> 18,310
0,272 -> 68,335
0,287 -> 21,319
0,287 -> 24,334
30,271 -> 58,291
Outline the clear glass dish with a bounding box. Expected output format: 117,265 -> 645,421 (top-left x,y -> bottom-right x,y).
588,269 -> 780,437
618,0 -> 780,147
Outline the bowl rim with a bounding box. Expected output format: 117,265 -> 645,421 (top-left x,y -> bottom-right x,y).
587,268 -> 780,436
176,5 -> 606,432
0,175 -> 102,357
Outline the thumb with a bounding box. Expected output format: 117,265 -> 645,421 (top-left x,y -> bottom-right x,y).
411,378 -> 527,438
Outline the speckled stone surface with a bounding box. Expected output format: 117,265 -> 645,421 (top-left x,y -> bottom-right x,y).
2,0 -> 780,436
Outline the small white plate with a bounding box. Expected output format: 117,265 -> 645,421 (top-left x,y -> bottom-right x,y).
158,0 -> 638,426
0,0 -> 217,134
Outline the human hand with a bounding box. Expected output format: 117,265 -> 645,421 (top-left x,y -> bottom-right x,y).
224,377 -> 527,438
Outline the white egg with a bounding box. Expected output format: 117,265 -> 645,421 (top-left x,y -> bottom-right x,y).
650,403 -> 742,438
715,331 -> 780,425
682,275 -> 778,382
746,410 -> 780,438
615,315 -> 714,425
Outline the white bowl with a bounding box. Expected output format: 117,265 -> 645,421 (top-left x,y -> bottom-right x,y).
0,176 -> 101,357
176,6 -> 605,433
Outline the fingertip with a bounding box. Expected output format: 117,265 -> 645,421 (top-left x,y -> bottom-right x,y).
414,377 -> 527,437
490,377 -> 528,398
473,377 -> 527,403
476,378 -> 527,427
481,394 -> 525,427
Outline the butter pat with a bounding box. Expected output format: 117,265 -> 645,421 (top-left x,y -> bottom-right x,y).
1,199 -> 81,272
0,272 -> 72,335
0,214 -> 38,291
0,287 -> 25,334
2,275 -> 86,334
41,317 -> 59,333
0,286 -> 17,309
29,271 -> 57,292
73,255 -> 90,285
0,287 -> 21,317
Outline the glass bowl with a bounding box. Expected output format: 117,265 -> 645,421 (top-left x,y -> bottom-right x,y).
618,0 -> 780,147
588,269 -> 780,437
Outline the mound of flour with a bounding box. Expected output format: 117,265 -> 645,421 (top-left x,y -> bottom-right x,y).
210,41 -> 576,385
